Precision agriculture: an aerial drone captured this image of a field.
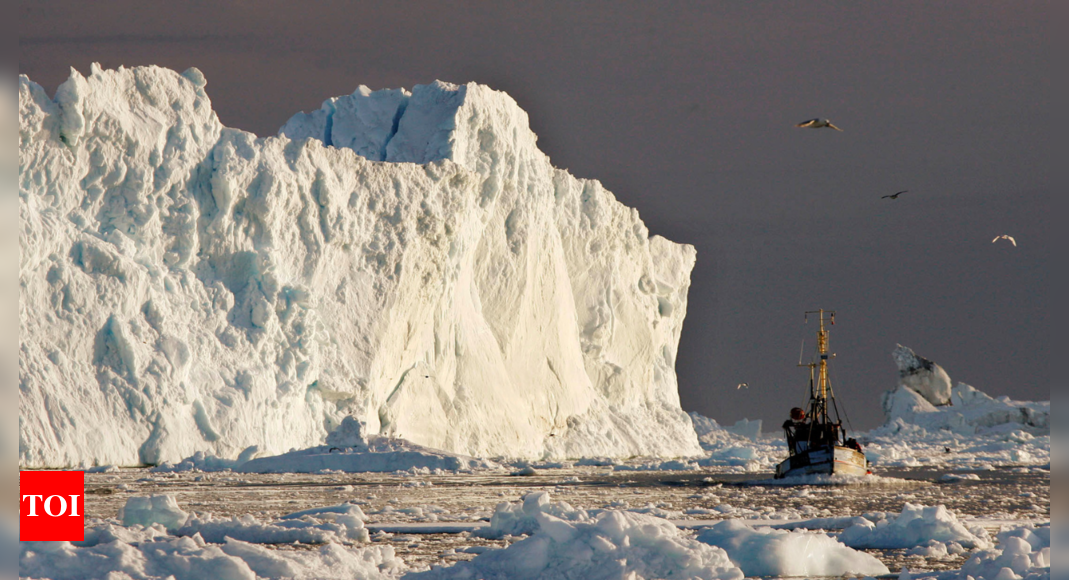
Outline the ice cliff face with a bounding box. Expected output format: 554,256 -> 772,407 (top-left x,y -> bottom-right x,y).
19,65 -> 701,467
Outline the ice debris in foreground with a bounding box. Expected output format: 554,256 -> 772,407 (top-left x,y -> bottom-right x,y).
120,494 -> 189,531
695,519 -> 889,577
17,492 -> 1051,580
839,503 -> 992,550
408,492 -> 744,580
905,525 -> 1050,580
19,64 -> 700,468
21,495 -> 399,580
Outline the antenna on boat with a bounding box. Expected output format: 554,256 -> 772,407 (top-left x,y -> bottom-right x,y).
803,309 -> 836,426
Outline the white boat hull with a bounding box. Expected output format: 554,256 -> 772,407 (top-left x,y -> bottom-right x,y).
775,445 -> 868,479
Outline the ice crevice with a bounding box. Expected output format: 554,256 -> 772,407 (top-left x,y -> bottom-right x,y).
19,65 -> 702,468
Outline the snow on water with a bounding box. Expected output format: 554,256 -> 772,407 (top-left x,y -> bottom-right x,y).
839,503 -> 992,550
695,519 -> 889,577
19,65 -> 700,468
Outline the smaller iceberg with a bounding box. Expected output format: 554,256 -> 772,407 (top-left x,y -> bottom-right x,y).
892,344 -> 953,406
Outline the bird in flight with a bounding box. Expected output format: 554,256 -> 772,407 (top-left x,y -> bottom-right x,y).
992,235 -> 1017,247
881,190 -> 908,200
795,118 -> 843,131
736,383 -> 749,390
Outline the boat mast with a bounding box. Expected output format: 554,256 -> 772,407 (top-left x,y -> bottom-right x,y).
804,309 -> 835,425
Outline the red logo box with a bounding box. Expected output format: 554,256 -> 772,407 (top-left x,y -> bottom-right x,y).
20,471 -> 85,541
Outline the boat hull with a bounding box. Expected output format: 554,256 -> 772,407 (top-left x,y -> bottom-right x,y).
774,445 -> 868,479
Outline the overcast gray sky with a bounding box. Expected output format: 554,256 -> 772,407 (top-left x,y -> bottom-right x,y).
19,1 -> 1057,430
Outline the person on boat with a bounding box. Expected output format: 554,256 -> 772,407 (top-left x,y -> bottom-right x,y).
782,407 -> 810,454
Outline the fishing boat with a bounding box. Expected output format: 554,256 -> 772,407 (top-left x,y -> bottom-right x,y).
774,310 -> 868,479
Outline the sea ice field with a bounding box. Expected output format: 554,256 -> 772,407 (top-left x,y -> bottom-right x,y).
18,463 -> 1050,580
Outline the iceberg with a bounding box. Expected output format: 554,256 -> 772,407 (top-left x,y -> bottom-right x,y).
881,346 -> 1048,437
892,344 -> 953,406
866,346 -> 1049,468
19,65 -> 701,468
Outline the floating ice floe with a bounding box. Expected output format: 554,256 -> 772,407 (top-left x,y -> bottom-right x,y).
153,418 -> 497,474
838,503 -> 992,550
939,473 -> 981,483
695,519 -> 890,577
407,492 -> 744,580
690,412 -> 783,469
746,473 -> 912,487
20,495 -> 404,580
19,535 -> 406,580
956,525 -> 1050,580
473,491 -> 589,539
901,525 -> 1051,580
120,494 -> 189,531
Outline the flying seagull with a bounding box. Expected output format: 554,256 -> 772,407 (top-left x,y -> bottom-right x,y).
881,190 -> 908,200
736,383 -> 749,390
992,235 -> 1017,247
795,118 -> 843,131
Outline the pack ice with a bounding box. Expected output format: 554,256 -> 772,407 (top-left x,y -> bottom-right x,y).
19,65 -> 701,468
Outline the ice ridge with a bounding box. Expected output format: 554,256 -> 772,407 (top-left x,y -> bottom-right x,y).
19,64 -> 701,467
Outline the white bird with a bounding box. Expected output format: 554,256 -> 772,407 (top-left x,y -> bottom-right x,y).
795,118 -> 843,131
736,383 -> 749,390
992,235 -> 1017,247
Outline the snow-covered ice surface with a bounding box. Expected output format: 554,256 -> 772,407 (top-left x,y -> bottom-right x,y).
19,65 -> 700,468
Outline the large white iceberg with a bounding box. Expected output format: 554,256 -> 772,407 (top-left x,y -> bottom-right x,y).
19,65 -> 701,467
